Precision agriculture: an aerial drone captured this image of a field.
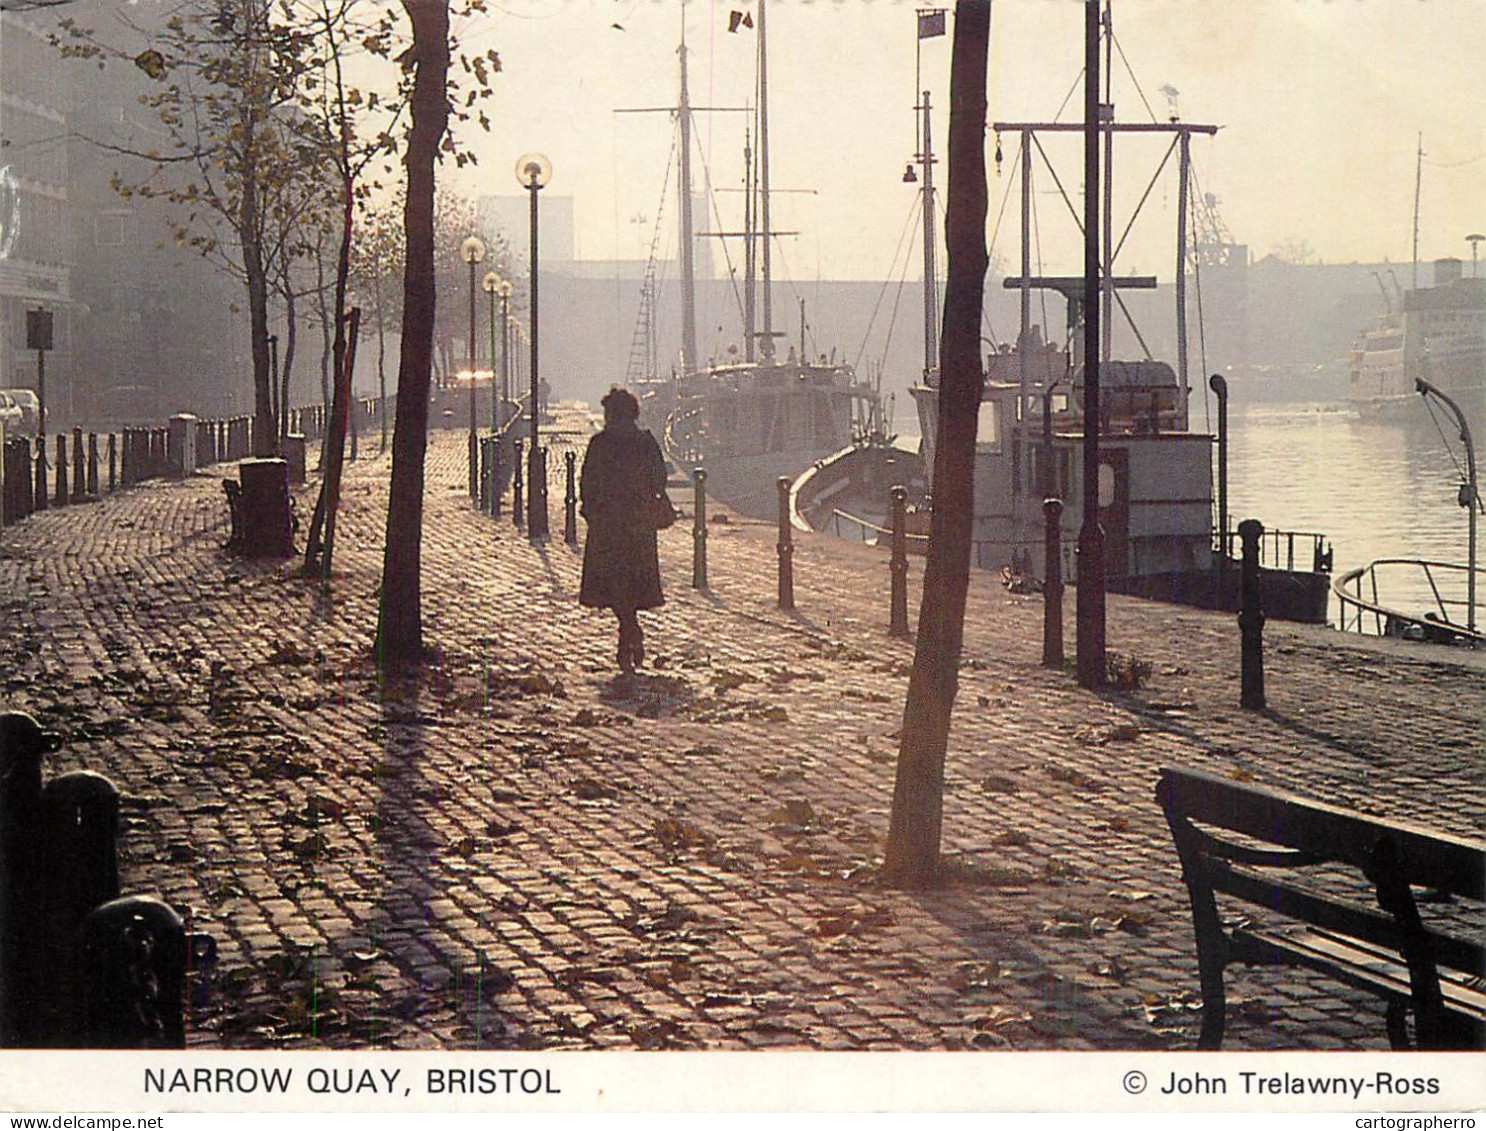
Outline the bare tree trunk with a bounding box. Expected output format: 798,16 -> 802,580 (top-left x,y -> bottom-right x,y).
376,0 -> 449,668
280,277 -> 298,443
882,0 -> 992,889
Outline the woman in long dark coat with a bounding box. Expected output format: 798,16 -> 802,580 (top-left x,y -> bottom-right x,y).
579,387 -> 667,671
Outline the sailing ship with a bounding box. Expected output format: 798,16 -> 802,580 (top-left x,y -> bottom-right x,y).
629,0 -> 883,520
793,3 -> 1333,624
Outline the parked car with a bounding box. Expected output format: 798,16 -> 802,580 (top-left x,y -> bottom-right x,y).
0,392 -> 23,436
0,389 -> 40,435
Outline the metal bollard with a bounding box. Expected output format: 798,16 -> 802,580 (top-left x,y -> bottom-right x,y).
777,476 -> 794,610
87,433 -> 99,497
1042,498 -> 1065,668
889,485 -> 909,637
512,438 -> 524,528
468,430 -> 478,501
77,896 -> 188,1048
34,444 -> 47,512
54,433 -> 68,507
477,438 -> 490,512
692,468 -> 708,589
564,450 -> 578,545
1238,518 -> 1266,710
528,445 -> 549,540
490,435 -> 502,518
108,434 -> 116,493
71,427 -> 85,502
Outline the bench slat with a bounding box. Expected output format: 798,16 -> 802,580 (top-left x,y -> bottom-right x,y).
1161,767 -> 1485,899
1215,862 -> 1484,978
1239,925 -> 1486,1024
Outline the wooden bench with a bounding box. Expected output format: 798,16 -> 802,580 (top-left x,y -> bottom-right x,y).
1157,766 -> 1486,1050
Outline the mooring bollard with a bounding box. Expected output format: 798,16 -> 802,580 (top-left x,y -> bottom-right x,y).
1239,517 -> 1266,710
71,427 -> 84,502
33,444 -> 47,512
477,438 -> 490,512
490,436 -> 502,519
889,485 -> 909,637
777,476 -> 795,610
512,439 -> 524,528
1043,498 -> 1065,668
87,434 -> 99,497
692,468 -> 708,589
564,450 -> 578,546
529,445 -> 549,541
54,433 -> 68,507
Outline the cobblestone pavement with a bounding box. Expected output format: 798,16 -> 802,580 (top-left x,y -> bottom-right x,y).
1,421 -> 1481,1053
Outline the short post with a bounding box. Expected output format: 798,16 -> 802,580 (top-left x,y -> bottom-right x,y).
888,485 -> 909,637
491,435 -> 502,519
71,427 -> 85,502
512,438 -> 525,529
692,468 -> 708,589
54,433 -> 68,507
468,429 -> 478,503
87,433 -> 99,497
1042,498 -> 1065,668
1238,518 -> 1266,710
776,476 -> 794,610
477,438 -> 490,512
34,443 -> 47,512
528,443 -> 548,541
107,434 -> 116,492
563,450 -> 577,545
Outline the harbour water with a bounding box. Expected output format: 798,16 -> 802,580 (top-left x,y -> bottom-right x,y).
1226,400 -> 1475,628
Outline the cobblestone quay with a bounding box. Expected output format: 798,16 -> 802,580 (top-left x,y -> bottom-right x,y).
1,426 -> 1481,1051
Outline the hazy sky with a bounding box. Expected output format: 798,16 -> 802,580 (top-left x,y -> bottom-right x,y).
448,0 -> 1485,282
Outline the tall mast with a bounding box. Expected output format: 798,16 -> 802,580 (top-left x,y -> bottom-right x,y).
757,0 -> 774,360
1101,2 -> 1114,365
920,91 -> 939,383
678,31 -> 699,375
744,121 -> 756,362
1412,132 -> 1423,291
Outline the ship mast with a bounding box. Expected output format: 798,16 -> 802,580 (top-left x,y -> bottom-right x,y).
757,0 -> 775,361
918,91 -> 939,383
1412,132 -> 1424,291
678,31 -> 699,375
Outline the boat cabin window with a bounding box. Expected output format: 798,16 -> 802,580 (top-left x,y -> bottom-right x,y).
976,400 -> 1001,452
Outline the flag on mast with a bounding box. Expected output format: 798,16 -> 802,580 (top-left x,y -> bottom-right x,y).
729,10 -> 755,33
917,9 -> 947,39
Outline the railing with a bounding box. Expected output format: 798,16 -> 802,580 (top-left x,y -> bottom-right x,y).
1217,526 -> 1332,574
1332,558 -> 1484,645
827,507 -> 930,554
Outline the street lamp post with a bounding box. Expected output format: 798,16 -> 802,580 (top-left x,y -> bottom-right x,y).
482,271 -> 502,436
461,235 -> 486,501
518,153 -> 552,539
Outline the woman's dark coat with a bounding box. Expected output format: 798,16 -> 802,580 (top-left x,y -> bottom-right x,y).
579,422 -> 667,611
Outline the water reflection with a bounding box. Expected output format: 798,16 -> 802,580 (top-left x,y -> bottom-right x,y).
1228,402 -> 1475,619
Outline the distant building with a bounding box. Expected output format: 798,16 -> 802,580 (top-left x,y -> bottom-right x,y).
0,4 -> 247,428
0,6 -> 72,402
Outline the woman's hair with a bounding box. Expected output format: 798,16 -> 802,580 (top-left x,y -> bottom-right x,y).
601,385 -> 640,422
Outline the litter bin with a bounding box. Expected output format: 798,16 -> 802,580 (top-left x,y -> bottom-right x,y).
282,434 -> 306,487
238,458 -> 292,557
